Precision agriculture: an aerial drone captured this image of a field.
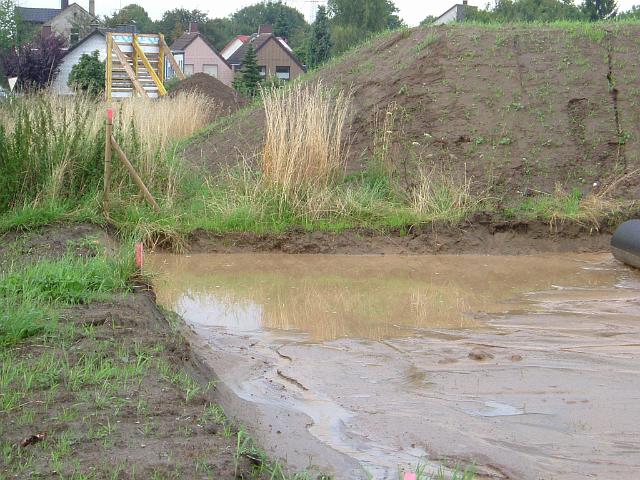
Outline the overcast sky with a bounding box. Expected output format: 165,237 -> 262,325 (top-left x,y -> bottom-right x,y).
15,0 -> 640,26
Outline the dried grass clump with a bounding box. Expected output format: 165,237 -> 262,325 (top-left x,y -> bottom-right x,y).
411,166 -> 480,223
261,82 -> 350,199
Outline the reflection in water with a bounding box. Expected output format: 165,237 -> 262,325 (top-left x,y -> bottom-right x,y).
149,253 -> 614,341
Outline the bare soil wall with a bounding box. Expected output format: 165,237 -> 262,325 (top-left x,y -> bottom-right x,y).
185,25 -> 640,201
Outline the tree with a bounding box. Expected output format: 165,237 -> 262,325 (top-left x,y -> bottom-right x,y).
420,15 -> 436,26
617,5 -> 640,19
465,0 -> 584,23
307,6 -> 331,68
1,31 -> 66,90
581,0 -> 617,20
327,0 -> 401,53
104,4 -> 154,33
155,8 -> 209,44
0,0 -> 17,51
328,0 -> 399,31
199,18 -> 235,50
274,8 -> 290,39
68,50 -> 105,95
228,1 -> 309,48
232,44 -> 262,97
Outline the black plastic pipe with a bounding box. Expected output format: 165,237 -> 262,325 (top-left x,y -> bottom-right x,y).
611,220 -> 640,269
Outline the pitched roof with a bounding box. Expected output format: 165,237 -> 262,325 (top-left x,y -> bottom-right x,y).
61,28 -> 105,58
227,33 -> 305,71
226,33 -> 269,65
16,7 -> 61,23
17,3 -> 96,25
45,3 -> 97,26
220,35 -> 249,55
170,32 -> 231,68
170,32 -> 198,51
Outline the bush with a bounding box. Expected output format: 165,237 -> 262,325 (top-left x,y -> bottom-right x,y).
1,31 -> 66,91
68,50 -> 105,96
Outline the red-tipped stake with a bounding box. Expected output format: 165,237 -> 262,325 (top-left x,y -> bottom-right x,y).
135,243 -> 144,269
106,107 -> 113,123
404,473 -> 417,480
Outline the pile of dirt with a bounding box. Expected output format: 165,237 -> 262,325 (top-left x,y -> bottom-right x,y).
184,24 -> 640,202
169,72 -> 246,113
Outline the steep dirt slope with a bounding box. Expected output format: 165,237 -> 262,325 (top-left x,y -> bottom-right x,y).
185,24 -> 640,199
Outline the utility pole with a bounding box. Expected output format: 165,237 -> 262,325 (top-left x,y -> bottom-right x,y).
304,0 -> 323,22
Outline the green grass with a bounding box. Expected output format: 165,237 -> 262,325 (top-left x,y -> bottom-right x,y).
410,463 -> 476,480
414,33 -> 439,53
0,248 -> 135,347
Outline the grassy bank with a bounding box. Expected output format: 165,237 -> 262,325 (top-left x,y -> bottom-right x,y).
0,87 -> 633,253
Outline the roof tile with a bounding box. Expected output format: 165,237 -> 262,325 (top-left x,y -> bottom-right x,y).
16,7 -> 61,23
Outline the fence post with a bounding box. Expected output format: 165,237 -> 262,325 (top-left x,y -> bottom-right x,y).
104,108 -> 113,217
110,135 -> 161,212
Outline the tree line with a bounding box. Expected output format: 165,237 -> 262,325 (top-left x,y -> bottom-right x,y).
422,0 -> 633,24
101,0 -> 403,67
4,0 -> 640,92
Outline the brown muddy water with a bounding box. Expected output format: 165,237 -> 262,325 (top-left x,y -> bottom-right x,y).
148,253 -> 640,479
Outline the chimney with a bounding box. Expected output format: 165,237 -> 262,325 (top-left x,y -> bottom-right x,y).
61,0 -> 68,9
89,0 -> 95,16
189,22 -> 198,33
463,0 -> 468,4
258,24 -> 273,35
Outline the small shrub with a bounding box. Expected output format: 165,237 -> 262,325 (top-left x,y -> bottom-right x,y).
68,50 -> 105,96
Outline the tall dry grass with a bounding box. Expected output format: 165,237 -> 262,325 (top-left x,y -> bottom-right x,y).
261,82 -> 350,205
0,92 -> 215,211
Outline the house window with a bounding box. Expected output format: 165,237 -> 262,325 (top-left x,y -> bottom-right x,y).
70,27 -> 79,45
203,64 -> 218,77
275,66 -> 290,81
184,64 -> 194,76
259,66 -> 266,77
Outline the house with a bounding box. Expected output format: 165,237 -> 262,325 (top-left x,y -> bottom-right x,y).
220,35 -> 250,60
50,27 -> 105,94
222,24 -> 305,82
434,1 -> 474,25
17,0 -> 98,45
170,23 -> 234,86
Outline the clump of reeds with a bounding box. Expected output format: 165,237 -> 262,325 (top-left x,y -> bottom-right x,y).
411,166 -> 479,223
261,81 -> 350,206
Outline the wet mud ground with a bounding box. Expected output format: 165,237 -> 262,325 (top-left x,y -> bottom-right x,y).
150,252 -> 640,479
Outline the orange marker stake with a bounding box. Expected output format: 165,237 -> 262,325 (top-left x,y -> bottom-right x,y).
135,243 -> 144,269
403,473 -> 417,480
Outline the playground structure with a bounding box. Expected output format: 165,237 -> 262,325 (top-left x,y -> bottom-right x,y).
105,32 -> 184,100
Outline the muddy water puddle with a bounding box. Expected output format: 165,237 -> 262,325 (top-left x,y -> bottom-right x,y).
149,253 -> 618,341
149,253 -> 640,479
